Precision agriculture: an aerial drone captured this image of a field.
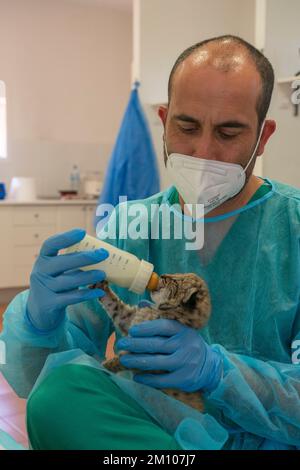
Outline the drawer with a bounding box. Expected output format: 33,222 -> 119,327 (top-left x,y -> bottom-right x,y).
13,207 -> 57,226
13,226 -> 56,247
13,246 -> 40,266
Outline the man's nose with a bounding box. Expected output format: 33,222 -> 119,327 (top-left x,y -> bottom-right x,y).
190,132 -> 217,160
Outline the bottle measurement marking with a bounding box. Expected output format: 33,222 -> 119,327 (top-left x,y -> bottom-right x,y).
67,234 -> 156,294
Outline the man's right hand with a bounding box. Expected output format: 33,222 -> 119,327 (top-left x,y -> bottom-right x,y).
25,228 -> 109,333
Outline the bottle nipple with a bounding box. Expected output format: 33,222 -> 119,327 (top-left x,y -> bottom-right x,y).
146,272 -> 160,291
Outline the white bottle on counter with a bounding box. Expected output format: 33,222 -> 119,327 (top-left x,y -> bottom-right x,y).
63,234 -> 159,294
70,165 -> 81,192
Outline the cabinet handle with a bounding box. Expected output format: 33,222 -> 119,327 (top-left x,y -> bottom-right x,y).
34,233 -> 39,238
34,213 -> 39,218
82,207 -> 87,212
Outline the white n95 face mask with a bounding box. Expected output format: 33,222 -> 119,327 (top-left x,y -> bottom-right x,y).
165,121 -> 265,215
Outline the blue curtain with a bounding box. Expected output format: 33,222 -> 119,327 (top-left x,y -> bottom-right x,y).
95,82 -> 160,228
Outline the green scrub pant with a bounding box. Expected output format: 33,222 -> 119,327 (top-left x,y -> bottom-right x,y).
26,364 -> 182,450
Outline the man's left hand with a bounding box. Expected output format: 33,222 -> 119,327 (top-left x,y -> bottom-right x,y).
116,319 -> 223,393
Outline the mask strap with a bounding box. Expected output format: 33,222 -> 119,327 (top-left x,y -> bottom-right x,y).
243,120 -> 266,173
163,134 -> 169,160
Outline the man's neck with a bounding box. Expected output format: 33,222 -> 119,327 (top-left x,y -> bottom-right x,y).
179,175 -> 264,218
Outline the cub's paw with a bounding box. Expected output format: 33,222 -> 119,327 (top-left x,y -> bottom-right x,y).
102,355 -> 126,373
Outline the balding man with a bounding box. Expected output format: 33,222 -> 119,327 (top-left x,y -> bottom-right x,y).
1,35 -> 300,450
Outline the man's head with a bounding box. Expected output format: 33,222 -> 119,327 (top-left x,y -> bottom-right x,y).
159,35 -> 276,177
168,35 -> 274,131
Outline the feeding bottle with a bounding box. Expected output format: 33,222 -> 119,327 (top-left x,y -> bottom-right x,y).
64,234 -> 159,294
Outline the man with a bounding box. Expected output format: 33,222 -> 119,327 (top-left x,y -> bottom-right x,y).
1,35 -> 300,450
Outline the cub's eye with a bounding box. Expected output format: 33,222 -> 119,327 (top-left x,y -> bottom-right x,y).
183,292 -> 198,309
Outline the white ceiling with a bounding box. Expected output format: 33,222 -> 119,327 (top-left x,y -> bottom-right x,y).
65,0 -> 132,11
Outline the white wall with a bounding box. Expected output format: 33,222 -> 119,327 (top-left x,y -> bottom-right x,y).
263,0 -> 300,187
134,0 -> 257,189
0,0 -> 132,196
136,0 -> 255,105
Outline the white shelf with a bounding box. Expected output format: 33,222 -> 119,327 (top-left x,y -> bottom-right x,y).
0,198 -> 98,206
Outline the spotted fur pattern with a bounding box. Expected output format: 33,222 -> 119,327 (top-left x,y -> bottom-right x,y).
93,273 -> 211,412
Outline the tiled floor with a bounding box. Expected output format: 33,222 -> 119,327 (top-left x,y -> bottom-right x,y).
0,303 -> 115,449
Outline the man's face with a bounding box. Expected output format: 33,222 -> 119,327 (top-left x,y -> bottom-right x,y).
161,55 -> 267,175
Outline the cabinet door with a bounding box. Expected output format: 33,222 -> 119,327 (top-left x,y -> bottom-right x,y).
9,206 -> 57,288
57,206 -> 87,233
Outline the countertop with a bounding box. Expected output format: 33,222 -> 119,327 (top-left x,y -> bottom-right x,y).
0,198 -> 98,206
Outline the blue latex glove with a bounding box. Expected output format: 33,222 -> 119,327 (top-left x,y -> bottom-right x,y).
26,228 -> 109,334
117,318 -> 223,393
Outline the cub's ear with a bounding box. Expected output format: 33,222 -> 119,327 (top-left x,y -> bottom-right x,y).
182,288 -> 199,308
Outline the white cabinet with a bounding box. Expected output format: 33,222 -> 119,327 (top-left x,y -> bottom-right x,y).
0,201 -> 97,288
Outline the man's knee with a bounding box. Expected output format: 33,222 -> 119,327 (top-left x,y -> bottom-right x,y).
27,364 -> 100,449
26,363 -> 182,450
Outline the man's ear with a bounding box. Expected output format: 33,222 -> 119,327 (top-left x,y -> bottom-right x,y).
158,105 -> 168,126
257,119 -> 276,156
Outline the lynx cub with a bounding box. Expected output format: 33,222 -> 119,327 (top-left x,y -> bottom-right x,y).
93,273 -> 211,412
